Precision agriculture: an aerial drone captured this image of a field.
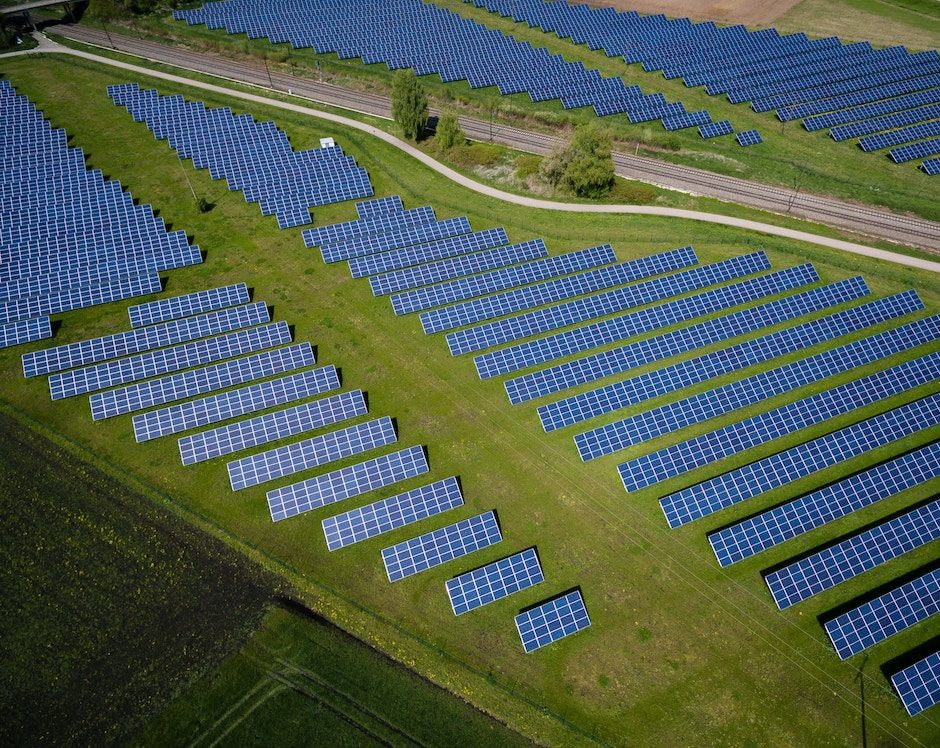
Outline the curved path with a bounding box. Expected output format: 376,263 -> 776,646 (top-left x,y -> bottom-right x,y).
13,33 -> 940,274
52,24 -> 940,255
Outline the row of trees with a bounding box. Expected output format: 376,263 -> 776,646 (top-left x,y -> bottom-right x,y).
390,69 -> 615,199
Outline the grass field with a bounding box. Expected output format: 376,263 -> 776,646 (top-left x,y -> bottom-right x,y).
93,1 -> 940,226
2,52 -> 940,745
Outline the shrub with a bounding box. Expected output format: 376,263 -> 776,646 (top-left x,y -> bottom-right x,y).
434,111 -> 465,151
390,69 -> 429,141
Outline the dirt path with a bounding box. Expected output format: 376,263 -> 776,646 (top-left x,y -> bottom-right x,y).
582,0 -> 803,26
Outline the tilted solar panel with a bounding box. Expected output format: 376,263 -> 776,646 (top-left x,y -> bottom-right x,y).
515,590 -> 591,653
891,650 -> 940,716
0,316 -> 51,350
128,283 -> 250,327
446,548 -> 544,615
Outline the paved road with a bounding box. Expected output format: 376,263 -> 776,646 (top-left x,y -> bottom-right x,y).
51,24 -> 940,254
13,32 -> 940,274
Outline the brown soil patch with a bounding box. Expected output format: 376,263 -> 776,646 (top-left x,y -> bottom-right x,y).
581,0 -> 804,26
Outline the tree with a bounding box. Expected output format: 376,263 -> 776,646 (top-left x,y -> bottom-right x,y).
434,111 -> 465,151
560,124 -> 615,199
390,69 -> 429,141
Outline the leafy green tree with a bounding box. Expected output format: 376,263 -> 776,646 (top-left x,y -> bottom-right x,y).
390,69 -> 429,141
560,124 -> 615,198
434,111 -> 465,151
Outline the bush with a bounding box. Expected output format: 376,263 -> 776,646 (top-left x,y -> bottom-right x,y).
514,154 -> 541,181
390,69 -> 429,141
539,124 -> 615,198
434,111 -> 465,151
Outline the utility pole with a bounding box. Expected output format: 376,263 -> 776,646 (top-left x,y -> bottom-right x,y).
263,57 -> 274,89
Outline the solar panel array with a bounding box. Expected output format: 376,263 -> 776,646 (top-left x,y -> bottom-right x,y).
618,350 -> 940,492
109,84 -> 373,228
582,321 -> 940,463
134,364 -> 337,442
446,548 -> 544,615
179,389 -> 367,465
382,510 -> 502,582
766,499 -> 940,610
174,0 -> 728,135
347,227 -> 506,278
268,445 -> 429,521
890,137 -> 940,164
736,130 -> 763,146
322,217 -> 475,264
823,569 -> 940,660
515,590 -> 591,653
658,392 -> 940,528
0,81 -> 200,344
922,158 -> 940,176
322,476 -> 463,551
227,415 -> 396,490
128,283 -> 249,328
892,651 -> 940,716
303,205 -> 437,248
699,120 -> 734,139
709,440 -> 940,567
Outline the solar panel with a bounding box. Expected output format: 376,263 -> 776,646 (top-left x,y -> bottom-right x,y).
321,216 -> 472,263
662,110 -> 711,130
381,511 -> 502,582
420,246 -> 697,334
348,228 -> 509,278
356,194 -> 403,218
891,650 -> 940,716
709,440 -> 940,567
890,136 -> 940,163
860,119 -> 940,151
391,243 -> 615,315
128,283 -> 250,327
658,392 -> 940,528
0,316 -> 51,350
91,342 -> 312,421
370,239 -> 548,297
303,206 -> 436,248
49,320 -> 292,400
449,251 -> 773,357
133,364 -> 337,442
475,262 -> 818,379
617,350 -> 940,491
268,445 -> 429,522
446,548 -> 544,615
923,158 -> 940,175
766,499 -> 940,610
698,120 -> 734,138
823,569 -> 940,660
227,415 -> 396,490
736,130 -> 763,146
179,389 -> 367,464
528,276 -> 879,416
322,476 -> 463,551
24,301 -> 270,378
579,316 -> 940,461
515,590 -> 591,653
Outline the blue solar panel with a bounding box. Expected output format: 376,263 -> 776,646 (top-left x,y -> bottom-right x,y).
268,445 -> 429,522
420,246 -> 697,334
698,120 -> 734,138
128,284 -> 250,327
658,392 -> 940,528
892,650 -> 940,716
662,110 -> 711,130
227,415 -> 396,490
475,262 -> 817,379
91,342 -> 312,421
303,206 -> 436,248
618,350 -> 940,491
515,590 -> 591,653
381,510 -> 502,582
829,103 -> 940,141
580,318 -> 940,462
528,276 -> 878,417
860,119 -> 940,151
356,194 -> 403,218
370,240 -> 548,297
736,130 -> 763,146
923,158 -> 940,175
23,301 -> 270,378
391,243 -> 615,315
321,217 -> 472,263
709,440 -> 940,567
49,321 -> 292,400
133,364 -> 337,442
0,316 -> 51,350
766,499 -> 940,610
322,477 -> 463,551
823,569 -> 940,659
348,228 -> 508,278
449,251 -> 772,357
446,548 -> 544,615
890,137 -> 940,163
179,389 -> 367,464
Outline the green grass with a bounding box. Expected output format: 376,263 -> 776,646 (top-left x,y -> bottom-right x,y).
137,604 -> 532,747
93,2 -> 940,225
779,0 -> 940,50
2,53 -> 940,745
